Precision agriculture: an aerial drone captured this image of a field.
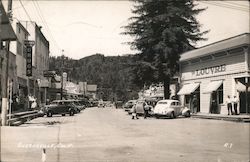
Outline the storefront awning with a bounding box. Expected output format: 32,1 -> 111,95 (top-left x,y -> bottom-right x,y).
203,80 -> 223,93
177,83 -> 200,95
236,81 -> 250,92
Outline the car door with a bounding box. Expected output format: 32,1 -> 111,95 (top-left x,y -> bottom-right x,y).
52,101 -> 61,114
175,101 -> 182,116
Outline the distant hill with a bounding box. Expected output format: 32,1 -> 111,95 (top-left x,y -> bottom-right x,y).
49,54 -> 140,101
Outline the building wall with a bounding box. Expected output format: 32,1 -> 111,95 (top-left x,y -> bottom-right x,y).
13,23 -> 29,81
180,47 -> 248,114
181,51 -> 246,82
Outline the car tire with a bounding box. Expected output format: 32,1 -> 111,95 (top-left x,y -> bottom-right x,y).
47,111 -> 53,117
185,111 -> 191,118
69,110 -> 74,116
170,112 -> 175,119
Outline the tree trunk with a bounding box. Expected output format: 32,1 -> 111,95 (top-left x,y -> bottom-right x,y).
163,76 -> 170,99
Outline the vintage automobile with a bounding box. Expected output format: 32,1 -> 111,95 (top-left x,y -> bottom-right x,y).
153,100 -> 191,119
41,100 -> 79,117
123,100 -> 137,113
129,99 -> 154,116
69,100 -> 85,111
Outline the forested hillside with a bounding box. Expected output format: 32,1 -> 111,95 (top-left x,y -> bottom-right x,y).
49,54 -> 140,101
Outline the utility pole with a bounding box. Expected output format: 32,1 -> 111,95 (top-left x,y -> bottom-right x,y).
61,49 -> 64,100
1,0 -> 13,126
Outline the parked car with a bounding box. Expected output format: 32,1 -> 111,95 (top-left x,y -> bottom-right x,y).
123,100 -> 137,113
153,100 -> 190,119
98,99 -> 105,108
41,100 -> 79,117
70,100 -> 85,111
52,100 -> 81,113
129,99 -> 154,116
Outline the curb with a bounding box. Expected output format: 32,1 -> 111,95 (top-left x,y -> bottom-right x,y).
6,110 -> 43,126
191,114 -> 250,123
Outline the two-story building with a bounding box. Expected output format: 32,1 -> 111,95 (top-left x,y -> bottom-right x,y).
177,33 -> 250,115
10,22 -> 30,109
20,21 -> 50,106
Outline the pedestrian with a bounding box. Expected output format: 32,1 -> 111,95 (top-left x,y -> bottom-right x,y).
143,102 -> 149,119
211,99 -> 218,114
226,95 -> 233,115
31,98 -> 37,110
192,95 -> 198,114
232,95 -> 239,115
131,105 -> 139,120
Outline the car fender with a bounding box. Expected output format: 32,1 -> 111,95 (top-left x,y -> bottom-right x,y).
181,107 -> 190,115
166,108 -> 175,116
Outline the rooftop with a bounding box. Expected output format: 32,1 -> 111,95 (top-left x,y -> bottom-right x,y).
180,33 -> 250,62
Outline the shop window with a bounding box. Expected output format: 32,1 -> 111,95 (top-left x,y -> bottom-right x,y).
17,41 -> 22,55
218,84 -> 223,104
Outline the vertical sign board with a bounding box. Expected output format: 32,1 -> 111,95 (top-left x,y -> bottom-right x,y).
24,40 -> 35,77
26,45 -> 32,76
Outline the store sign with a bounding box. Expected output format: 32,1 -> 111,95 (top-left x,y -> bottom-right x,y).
192,64 -> 226,76
26,46 -> 32,76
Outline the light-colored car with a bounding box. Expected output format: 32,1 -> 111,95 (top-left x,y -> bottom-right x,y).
129,99 -> 154,116
123,100 -> 137,113
153,100 -> 190,119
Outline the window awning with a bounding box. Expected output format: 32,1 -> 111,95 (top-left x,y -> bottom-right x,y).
203,80 -> 223,93
177,83 -> 200,95
236,81 -> 250,92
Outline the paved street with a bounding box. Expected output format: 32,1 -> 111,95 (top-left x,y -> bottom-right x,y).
1,107 -> 249,162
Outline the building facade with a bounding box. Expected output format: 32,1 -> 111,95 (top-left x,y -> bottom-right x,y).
21,21 -> 50,106
178,33 -> 250,115
11,22 -> 30,109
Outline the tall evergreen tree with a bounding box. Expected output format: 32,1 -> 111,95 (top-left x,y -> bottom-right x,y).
123,0 -> 208,99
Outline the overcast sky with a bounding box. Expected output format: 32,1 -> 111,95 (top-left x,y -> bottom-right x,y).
4,0 -> 250,59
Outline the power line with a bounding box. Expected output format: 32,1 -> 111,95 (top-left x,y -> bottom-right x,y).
201,1 -> 249,12
18,0 -> 34,23
17,0 -> 62,53
31,0 -> 62,51
224,1 -> 249,9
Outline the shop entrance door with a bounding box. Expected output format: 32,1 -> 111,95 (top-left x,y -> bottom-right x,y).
239,92 -> 250,114
210,92 -> 219,114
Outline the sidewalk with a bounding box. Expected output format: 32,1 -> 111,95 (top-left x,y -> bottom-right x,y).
1,109 -> 41,126
191,113 -> 250,122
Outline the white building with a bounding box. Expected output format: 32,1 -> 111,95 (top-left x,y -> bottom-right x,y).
177,33 -> 250,115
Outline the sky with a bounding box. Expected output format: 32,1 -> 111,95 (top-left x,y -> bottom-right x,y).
3,0 -> 250,59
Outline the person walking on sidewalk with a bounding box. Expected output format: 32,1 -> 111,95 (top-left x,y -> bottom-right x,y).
226,95 -> 233,115
232,95 -> 239,115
